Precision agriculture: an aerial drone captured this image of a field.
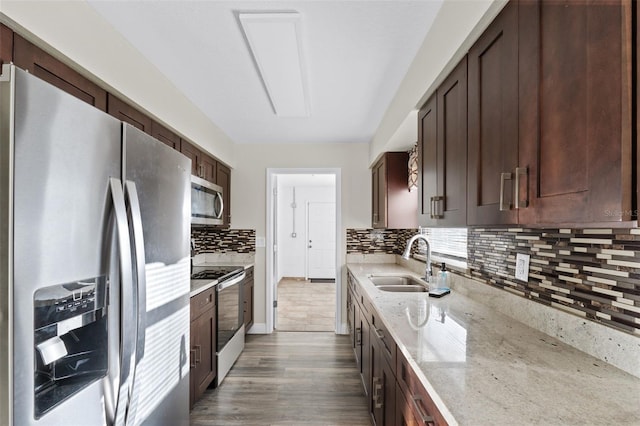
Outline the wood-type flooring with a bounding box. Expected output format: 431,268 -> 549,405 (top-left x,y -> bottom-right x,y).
277,279 -> 336,332
190,332 -> 370,426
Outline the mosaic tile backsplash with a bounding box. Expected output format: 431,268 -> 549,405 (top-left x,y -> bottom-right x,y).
346,228 -> 419,256
347,227 -> 640,336
468,228 -> 640,336
191,228 -> 255,254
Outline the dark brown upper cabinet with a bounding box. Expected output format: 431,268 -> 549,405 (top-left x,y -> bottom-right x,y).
216,162 -> 231,227
151,121 -> 181,151
13,35 -> 107,111
181,140 -> 217,184
418,58 -> 468,227
518,0 -> 633,224
0,24 -> 13,65
107,94 -> 152,134
371,152 -> 417,229
467,1 -> 519,226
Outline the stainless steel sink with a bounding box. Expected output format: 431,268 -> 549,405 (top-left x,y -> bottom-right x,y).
368,275 -> 428,292
376,284 -> 428,293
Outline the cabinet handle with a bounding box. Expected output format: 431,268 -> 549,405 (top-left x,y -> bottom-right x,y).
411,395 -> 435,425
429,197 -> 434,219
356,327 -> 362,345
373,213 -> 378,224
431,196 -> 444,219
190,349 -> 197,368
373,326 -> 384,340
195,345 -> 201,364
514,167 -> 528,209
372,377 -> 383,409
499,172 -> 513,211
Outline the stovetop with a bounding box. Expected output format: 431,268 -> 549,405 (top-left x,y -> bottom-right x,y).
190,266 -> 243,282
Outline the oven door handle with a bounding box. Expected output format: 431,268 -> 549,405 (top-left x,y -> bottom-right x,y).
216,272 -> 246,292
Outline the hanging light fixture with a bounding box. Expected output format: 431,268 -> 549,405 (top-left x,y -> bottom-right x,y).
408,142 -> 418,191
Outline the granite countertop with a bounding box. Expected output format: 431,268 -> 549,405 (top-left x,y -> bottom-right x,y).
347,263 -> 640,426
189,261 -> 254,297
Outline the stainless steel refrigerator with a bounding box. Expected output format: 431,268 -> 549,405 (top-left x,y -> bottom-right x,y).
0,64 -> 191,425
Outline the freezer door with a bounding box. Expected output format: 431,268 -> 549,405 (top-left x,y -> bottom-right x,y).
123,124 -> 191,426
8,66 -> 124,425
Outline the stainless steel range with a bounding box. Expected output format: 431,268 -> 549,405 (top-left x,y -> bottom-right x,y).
191,266 -> 245,386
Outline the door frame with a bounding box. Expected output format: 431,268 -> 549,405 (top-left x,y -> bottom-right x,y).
266,168 -> 342,334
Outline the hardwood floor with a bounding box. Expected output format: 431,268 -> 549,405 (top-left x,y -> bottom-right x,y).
190,332 -> 370,426
277,279 -> 335,332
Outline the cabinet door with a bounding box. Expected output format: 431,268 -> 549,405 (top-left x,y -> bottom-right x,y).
181,140 -> 201,176
0,24 -> 13,65
417,95 -> 438,226
372,159 -> 385,228
151,121 -> 181,151
396,388 -> 421,426
435,57 -> 467,226
192,307 -> 217,401
107,94 -> 152,134
370,329 -> 395,425
361,310 -> 371,398
467,1 -> 519,225
519,0 -> 633,224
201,154 -> 217,184
216,162 -> 232,226
13,35 -> 107,111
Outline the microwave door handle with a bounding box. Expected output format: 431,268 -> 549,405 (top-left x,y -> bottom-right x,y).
215,191 -> 224,220
105,178 -> 135,426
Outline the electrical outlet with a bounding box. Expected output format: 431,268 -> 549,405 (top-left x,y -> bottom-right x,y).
515,253 -> 530,281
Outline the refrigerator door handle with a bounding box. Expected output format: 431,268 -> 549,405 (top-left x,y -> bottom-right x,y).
124,180 -> 148,424
125,180 -> 147,359
106,178 -> 137,426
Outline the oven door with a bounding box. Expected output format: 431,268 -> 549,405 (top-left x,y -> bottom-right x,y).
191,175 -> 224,226
216,272 -> 245,351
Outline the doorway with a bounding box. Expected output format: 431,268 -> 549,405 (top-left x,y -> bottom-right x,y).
266,169 -> 341,334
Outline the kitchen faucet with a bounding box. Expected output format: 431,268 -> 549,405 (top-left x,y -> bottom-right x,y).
402,232 -> 432,283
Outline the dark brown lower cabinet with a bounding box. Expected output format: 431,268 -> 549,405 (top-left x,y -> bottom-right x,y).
396,349 -> 447,426
242,267 -> 254,331
396,386 -> 422,426
190,288 -> 217,408
370,327 -> 396,426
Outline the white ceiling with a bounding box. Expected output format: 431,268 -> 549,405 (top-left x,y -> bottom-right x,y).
87,0 -> 443,145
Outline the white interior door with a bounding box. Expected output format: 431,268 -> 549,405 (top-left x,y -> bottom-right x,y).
273,184 -> 279,329
306,202 -> 336,279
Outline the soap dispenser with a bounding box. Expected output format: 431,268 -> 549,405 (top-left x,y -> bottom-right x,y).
439,263 -> 449,287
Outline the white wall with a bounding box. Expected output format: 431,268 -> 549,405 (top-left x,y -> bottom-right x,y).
232,143 -> 370,330
370,0 -> 507,165
0,1 -> 236,166
277,184 -> 335,281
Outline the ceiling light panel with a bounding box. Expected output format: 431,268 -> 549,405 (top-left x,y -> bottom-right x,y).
239,12 -> 309,118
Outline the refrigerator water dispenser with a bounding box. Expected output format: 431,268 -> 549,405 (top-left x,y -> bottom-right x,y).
33,277 -> 109,418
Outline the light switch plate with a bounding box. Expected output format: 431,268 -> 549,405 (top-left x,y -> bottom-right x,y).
515,253 -> 530,282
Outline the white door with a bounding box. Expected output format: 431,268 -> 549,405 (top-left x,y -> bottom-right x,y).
306,202 -> 336,279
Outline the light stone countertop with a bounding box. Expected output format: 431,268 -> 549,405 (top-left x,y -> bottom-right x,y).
347,262 -> 640,426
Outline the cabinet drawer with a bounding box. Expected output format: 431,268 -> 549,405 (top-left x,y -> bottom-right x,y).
371,309 -> 396,370
190,287 -> 216,320
396,349 -> 447,426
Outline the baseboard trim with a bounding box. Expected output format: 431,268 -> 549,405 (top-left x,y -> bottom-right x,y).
337,322 -> 348,335
246,323 -> 268,334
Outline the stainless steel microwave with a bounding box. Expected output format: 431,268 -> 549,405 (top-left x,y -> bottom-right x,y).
191,175 -> 224,226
